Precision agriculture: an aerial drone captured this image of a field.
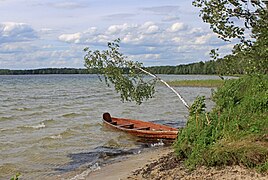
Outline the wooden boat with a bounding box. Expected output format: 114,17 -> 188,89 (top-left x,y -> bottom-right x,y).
102,113 -> 178,140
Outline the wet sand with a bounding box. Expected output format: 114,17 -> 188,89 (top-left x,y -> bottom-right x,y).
54,146 -> 268,180
53,147 -> 171,180
87,147 -> 171,180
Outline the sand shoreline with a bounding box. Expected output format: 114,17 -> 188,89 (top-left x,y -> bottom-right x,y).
53,146 -> 268,180
87,147 -> 172,180
53,146 -> 171,180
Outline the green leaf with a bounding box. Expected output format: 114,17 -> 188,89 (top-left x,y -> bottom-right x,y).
84,39 -> 157,104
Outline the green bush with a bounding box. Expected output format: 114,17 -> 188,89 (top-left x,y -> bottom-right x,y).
10,173 -> 20,180
174,74 -> 268,171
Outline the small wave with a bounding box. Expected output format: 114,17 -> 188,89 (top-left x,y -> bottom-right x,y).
23,123 -> 46,129
74,123 -> 99,128
104,139 -> 121,148
62,113 -> 82,118
28,111 -> 46,116
12,107 -> 30,111
69,163 -> 101,180
42,129 -> 74,141
49,134 -> 62,139
0,116 -> 15,121
133,150 -> 141,155
75,95 -> 93,100
41,134 -> 63,141
80,107 -> 94,112
60,128 -> 76,137
0,128 -> 14,132
150,140 -> 165,147
41,119 -> 55,125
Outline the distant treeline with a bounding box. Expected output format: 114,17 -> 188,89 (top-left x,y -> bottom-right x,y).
0,68 -> 97,75
0,61 -> 217,75
146,61 -> 216,75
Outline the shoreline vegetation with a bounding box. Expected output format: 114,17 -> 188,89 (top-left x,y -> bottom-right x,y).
79,147 -> 268,179
86,74 -> 268,179
167,79 -> 224,87
174,75 -> 268,172
0,60 -> 220,75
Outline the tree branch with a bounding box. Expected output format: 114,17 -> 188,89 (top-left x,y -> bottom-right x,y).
135,66 -> 190,109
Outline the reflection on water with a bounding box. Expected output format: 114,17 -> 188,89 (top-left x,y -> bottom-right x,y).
0,74 -> 221,179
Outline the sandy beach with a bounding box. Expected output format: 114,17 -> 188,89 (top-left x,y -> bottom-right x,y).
53,146 -> 268,180
87,147 -> 171,180
53,147 -> 171,180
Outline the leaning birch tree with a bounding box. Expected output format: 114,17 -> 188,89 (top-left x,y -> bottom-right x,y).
84,39 -> 189,109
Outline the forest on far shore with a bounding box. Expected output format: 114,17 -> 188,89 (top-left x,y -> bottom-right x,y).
0,60 -> 218,75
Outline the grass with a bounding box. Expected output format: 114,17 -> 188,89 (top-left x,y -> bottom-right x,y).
167,79 -> 224,87
174,74 -> 268,172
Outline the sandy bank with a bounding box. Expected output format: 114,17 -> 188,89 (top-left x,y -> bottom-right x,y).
86,147 -> 171,180
54,146 -> 268,180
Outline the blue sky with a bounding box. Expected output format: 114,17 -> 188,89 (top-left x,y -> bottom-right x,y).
0,0 -> 233,69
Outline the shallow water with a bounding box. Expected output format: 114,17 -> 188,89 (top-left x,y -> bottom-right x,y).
0,74 -> 220,179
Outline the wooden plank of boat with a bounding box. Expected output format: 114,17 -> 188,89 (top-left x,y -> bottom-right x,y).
102,113 -> 178,140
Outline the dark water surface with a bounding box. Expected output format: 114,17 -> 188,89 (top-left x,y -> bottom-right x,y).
0,74 -> 220,179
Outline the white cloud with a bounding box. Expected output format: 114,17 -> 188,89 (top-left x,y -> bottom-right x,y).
0,45 -> 85,69
172,37 -> 182,43
0,18 -> 230,69
122,34 -> 145,44
146,25 -> 159,34
83,27 -> 98,34
106,23 -> 137,35
0,22 -> 37,43
194,33 -> 215,45
60,21 -> 226,66
128,54 -> 161,64
146,47 -> 156,51
1,0 -> 234,69
167,22 -> 187,32
141,22 -> 159,34
144,54 -> 161,59
58,33 -> 81,43
176,45 -> 208,53
106,24 -> 124,35
189,27 -> 204,35
95,34 -> 110,43
0,43 -> 35,53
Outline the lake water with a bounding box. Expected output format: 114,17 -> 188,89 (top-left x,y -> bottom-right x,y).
0,74 -> 220,179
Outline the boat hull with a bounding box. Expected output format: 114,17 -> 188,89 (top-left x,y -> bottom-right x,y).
102,113 -> 178,140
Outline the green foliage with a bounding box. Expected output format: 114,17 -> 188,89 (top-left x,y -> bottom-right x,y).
189,96 -> 206,117
174,75 -> 268,171
192,0 -> 266,42
10,173 -> 20,180
209,48 -> 219,61
193,1 -> 268,75
146,61 -> 217,75
84,39 -> 157,104
168,79 -> 224,87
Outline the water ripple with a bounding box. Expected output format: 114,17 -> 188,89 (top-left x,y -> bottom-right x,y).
0,74 -> 217,179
